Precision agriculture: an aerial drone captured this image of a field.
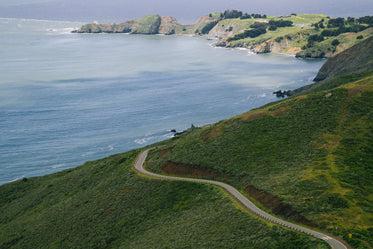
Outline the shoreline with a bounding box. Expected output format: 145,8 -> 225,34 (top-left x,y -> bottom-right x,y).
1,18 -> 326,185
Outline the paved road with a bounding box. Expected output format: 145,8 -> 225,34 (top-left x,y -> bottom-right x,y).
134,149 -> 348,249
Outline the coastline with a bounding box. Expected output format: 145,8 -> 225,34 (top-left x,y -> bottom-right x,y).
1,18 -> 325,185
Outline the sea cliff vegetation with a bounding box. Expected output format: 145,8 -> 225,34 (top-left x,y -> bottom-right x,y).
75,10 -> 373,58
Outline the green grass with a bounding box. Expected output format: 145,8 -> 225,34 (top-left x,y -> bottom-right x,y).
230,26 -> 314,47
0,149 -> 328,248
146,72 -> 373,243
287,14 -> 328,25
297,28 -> 373,58
216,15 -> 372,57
131,15 -> 161,34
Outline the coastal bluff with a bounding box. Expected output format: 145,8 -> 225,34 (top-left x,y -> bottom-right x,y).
74,15 -> 181,35
74,11 -> 373,58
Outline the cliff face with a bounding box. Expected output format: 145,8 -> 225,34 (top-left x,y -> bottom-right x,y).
215,29 -> 310,55
158,16 -> 181,35
206,19 -> 251,39
250,34 -> 304,54
314,36 -> 373,81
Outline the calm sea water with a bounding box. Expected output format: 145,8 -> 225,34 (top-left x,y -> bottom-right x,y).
0,18 -> 324,185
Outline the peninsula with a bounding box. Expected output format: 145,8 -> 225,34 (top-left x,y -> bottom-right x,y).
74,11 -> 373,58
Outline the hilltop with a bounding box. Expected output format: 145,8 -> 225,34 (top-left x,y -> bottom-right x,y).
74,11 -> 373,58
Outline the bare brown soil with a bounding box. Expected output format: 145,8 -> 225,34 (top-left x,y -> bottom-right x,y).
160,161 -> 315,227
245,185 -> 317,227
160,161 -> 224,178
158,147 -> 173,157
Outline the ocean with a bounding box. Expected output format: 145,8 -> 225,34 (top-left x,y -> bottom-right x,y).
0,18 -> 324,185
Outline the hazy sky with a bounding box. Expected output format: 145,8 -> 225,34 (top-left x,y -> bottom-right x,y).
0,0 -> 372,23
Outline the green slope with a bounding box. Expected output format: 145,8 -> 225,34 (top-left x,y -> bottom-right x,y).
0,150 -> 327,248
314,36 -> 373,81
145,41 -> 373,248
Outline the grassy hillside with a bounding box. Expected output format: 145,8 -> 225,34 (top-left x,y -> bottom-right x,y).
215,14 -> 373,57
145,41 -> 373,248
314,36 -> 373,81
0,150 -> 328,248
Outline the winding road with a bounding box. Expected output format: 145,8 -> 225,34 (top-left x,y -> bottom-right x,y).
134,149 -> 348,249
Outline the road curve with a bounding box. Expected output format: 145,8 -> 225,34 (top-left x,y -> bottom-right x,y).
134,149 -> 348,249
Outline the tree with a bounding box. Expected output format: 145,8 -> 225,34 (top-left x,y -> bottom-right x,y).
331,39 -> 340,46
347,17 -> 356,24
358,16 -> 373,25
222,10 -> 243,19
201,21 -> 219,34
328,17 -> 345,28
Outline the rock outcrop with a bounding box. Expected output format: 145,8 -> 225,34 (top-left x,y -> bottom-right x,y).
158,16 -> 181,35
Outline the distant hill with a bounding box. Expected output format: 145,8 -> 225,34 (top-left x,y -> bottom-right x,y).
75,11 -> 373,58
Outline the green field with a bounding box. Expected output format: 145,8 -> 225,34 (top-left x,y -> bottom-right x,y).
0,150 -> 329,248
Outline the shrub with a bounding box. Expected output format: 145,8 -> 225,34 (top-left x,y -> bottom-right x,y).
222,10 -> 243,19
269,19 -> 293,28
250,22 -> 268,29
358,16 -> 373,25
251,14 -> 267,18
275,37 -> 284,42
331,39 -> 340,46
201,21 -> 219,34
321,24 -> 367,37
227,27 -> 267,41
308,34 -> 324,43
327,17 -> 345,28
240,14 -> 252,19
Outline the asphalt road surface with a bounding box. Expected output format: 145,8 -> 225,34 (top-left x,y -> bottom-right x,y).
134,149 -> 348,249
